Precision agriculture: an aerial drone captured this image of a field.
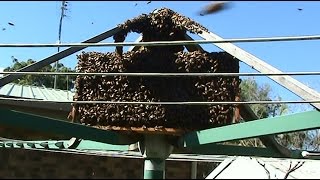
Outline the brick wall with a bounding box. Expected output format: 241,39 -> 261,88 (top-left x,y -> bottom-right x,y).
0,149 -> 197,179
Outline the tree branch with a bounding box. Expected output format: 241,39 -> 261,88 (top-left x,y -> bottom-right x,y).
256,159 -> 271,179
283,161 -> 305,179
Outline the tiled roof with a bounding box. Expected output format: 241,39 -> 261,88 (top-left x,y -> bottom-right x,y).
0,83 -> 74,101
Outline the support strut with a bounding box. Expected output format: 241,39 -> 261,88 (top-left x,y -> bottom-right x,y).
139,135 -> 173,179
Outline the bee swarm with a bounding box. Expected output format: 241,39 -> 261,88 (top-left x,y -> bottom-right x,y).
71,8 -> 240,132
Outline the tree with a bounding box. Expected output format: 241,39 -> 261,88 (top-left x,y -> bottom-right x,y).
3,59 -> 75,90
240,77 -> 289,119
225,77 -> 317,150
275,101 -> 320,151
224,78 -> 288,147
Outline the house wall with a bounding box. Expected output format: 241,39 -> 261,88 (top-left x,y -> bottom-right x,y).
0,148 -> 212,179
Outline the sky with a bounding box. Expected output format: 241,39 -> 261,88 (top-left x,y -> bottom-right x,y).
0,1 -> 320,113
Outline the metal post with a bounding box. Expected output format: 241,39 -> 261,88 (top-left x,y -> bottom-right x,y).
144,158 -> 165,179
191,161 -> 198,179
54,1 -> 67,89
139,134 -> 173,179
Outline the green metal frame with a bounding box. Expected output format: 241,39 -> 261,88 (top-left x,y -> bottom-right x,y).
0,108 -> 140,145
0,140 -> 306,160
1,108 -> 319,180
0,140 -> 129,151
181,144 -> 303,159
1,107 -> 319,159
179,110 -> 320,148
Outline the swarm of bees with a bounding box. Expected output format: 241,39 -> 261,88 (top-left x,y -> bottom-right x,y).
70,8 -> 240,131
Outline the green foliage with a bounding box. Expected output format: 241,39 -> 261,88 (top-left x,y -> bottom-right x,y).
235,78 -> 320,151
226,78 -> 309,149
240,78 -> 288,119
4,59 -> 75,90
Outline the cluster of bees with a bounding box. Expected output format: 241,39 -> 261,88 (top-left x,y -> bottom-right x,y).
70,8 -> 240,131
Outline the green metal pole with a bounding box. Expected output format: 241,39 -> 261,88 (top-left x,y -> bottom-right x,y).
139,135 -> 173,179
144,158 -> 165,179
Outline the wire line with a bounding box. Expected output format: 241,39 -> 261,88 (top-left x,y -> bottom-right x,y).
1,97 -> 320,105
0,35 -> 320,48
1,71 -> 320,76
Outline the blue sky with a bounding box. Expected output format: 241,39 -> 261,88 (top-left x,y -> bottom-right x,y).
0,1 -> 320,112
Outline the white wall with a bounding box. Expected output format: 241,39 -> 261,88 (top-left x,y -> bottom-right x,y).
208,157 -> 320,179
